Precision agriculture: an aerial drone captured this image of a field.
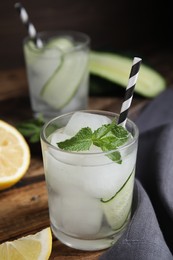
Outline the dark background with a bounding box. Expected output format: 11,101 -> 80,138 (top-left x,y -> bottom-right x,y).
0,0 -> 173,71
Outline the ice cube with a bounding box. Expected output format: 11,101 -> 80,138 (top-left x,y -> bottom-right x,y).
80,149 -> 136,200
50,130 -> 70,147
44,151 -> 83,194
27,48 -> 62,96
64,112 -> 111,136
49,129 -> 83,167
61,193 -> 103,237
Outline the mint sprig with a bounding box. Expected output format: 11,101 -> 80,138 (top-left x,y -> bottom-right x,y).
16,115 -> 44,143
57,121 -> 129,164
58,127 -> 93,151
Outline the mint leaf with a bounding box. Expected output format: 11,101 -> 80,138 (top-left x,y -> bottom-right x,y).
93,123 -> 129,148
58,127 -> 93,151
92,121 -> 115,139
16,116 -> 44,143
95,140 -> 122,163
102,147 -> 122,163
111,124 -> 129,141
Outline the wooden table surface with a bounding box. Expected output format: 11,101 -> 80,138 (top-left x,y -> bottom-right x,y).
0,66 -> 169,259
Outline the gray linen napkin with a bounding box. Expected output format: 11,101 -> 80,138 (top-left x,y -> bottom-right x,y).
100,88 -> 173,259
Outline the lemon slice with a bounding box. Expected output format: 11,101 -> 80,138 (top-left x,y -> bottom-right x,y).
0,227 -> 52,260
0,120 -> 30,190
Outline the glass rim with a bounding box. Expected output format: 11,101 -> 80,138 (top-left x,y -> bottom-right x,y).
40,110 -> 139,157
23,30 -> 90,54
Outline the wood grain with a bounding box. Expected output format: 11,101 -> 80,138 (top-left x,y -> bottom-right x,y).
0,68 -> 28,101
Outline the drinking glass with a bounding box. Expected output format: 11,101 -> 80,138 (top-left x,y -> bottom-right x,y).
40,110 -> 139,251
23,31 -> 90,120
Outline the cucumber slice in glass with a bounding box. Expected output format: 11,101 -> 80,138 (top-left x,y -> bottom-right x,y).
101,170 -> 135,230
46,37 -> 74,52
24,37 -> 73,65
41,50 -> 88,109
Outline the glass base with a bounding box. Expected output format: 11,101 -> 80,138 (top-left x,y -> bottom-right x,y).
51,223 -> 125,251
32,97 -> 88,122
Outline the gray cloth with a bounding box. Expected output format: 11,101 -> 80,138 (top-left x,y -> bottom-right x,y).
100,88 -> 173,259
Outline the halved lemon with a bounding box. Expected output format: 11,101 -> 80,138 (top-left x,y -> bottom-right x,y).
0,120 -> 30,190
0,227 -> 52,260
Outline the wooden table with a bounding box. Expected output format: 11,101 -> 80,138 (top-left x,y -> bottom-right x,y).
0,67 -> 165,259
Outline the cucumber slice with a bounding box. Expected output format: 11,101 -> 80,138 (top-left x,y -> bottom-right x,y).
25,40 -> 43,53
24,40 -> 62,68
46,37 -> 74,52
24,41 -> 45,65
24,37 -> 73,63
101,170 -> 135,230
41,51 -> 88,109
89,51 -> 166,98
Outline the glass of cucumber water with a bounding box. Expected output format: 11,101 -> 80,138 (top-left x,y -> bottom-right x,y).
40,110 -> 139,251
23,31 -> 90,120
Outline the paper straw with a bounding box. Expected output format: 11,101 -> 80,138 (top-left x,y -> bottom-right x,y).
14,2 -> 43,48
118,57 -> 142,127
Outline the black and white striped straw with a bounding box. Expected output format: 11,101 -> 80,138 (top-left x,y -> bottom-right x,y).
14,2 -> 43,49
118,57 -> 142,127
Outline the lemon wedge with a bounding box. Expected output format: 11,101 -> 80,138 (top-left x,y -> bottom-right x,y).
0,120 -> 30,190
0,227 -> 52,260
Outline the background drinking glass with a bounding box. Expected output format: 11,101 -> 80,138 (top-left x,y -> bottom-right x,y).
40,110 -> 139,251
23,31 -> 90,120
